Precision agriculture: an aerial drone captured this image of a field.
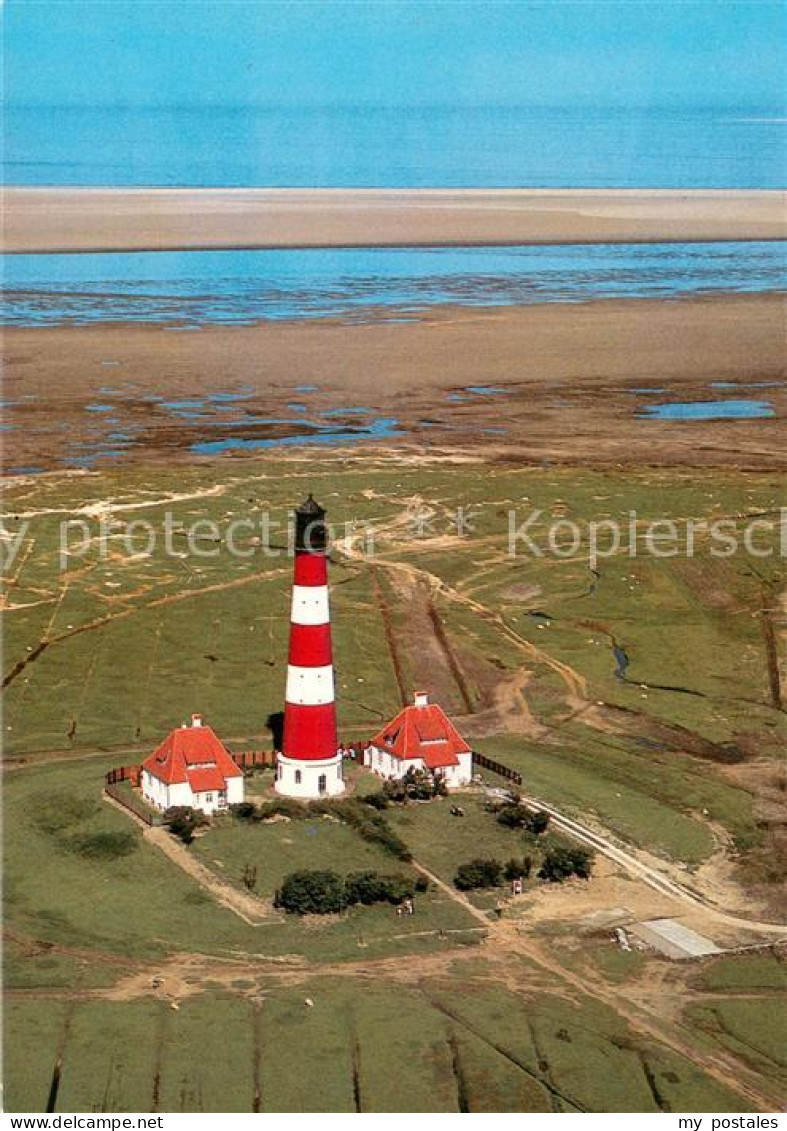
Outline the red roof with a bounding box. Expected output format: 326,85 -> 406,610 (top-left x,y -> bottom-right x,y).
370,698 -> 471,769
142,721 -> 242,793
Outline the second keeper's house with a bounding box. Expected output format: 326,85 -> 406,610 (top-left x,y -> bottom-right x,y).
363,691 -> 473,787
140,714 -> 244,815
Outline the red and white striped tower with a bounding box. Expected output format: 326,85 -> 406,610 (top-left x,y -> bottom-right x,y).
275,494 -> 345,798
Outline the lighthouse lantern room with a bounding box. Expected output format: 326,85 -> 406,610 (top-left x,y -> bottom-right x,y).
275,494 -> 345,798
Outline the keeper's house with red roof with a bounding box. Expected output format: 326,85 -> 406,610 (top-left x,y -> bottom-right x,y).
364,692 -> 473,788
140,714 -> 244,815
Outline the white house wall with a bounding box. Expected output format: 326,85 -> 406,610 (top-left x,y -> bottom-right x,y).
227,776 -> 245,805
365,744 -> 473,788
141,770 -> 244,814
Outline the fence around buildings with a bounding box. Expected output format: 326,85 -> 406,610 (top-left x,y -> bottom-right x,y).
472,751 -> 522,786
105,764 -> 141,787
104,742 -> 492,820
103,750 -> 279,822
230,749 -> 277,770
104,780 -> 164,826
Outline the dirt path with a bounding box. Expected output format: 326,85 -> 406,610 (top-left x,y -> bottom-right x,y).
337,525 -> 587,708
143,825 -> 278,926
102,794 -> 277,926
512,792 -> 787,936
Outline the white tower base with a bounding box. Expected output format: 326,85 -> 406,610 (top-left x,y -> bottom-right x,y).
274,752 -> 345,799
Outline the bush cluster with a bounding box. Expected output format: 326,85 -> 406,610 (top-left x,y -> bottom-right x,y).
230,797 -> 314,823
231,796 -> 412,861
275,868 -> 427,915
380,767 -> 449,804
164,806 -> 209,844
495,802 -> 550,836
454,858 -> 503,891
344,870 -> 414,906
537,842 -> 594,882
326,799 -> 412,861
455,840 -> 594,891
275,869 -> 347,915
503,855 -> 533,881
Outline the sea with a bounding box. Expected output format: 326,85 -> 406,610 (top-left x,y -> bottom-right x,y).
3,103 -> 785,331
3,242 -> 785,327
4,103 -> 786,188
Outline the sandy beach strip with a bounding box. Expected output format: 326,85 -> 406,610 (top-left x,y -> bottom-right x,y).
4,188 -> 786,253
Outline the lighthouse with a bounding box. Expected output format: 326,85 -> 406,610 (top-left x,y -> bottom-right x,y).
275,494 -> 345,798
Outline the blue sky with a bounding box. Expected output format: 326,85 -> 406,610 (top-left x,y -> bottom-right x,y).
5,0 -> 785,110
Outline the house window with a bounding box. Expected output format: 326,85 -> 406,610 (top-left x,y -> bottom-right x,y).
295,770 -> 302,785
318,774 -> 327,794
205,793 -> 213,803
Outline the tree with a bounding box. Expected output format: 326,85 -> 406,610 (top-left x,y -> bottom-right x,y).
275,869 -> 346,914
454,858 -> 503,891
344,870 -> 389,905
164,806 -> 208,845
344,871 -> 415,906
528,810 -> 551,836
538,844 -> 594,883
497,803 -> 530,829
496,803 -> 550,836
503,856 -> 533,881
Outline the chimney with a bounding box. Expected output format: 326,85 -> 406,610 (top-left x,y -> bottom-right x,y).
191,713 -> 203,728
414,691 -> 429,707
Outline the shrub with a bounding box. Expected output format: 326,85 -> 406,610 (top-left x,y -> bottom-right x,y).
230,802 -> 258,822
323,799 -> 412,861
164,806 -> 209,845
383,767 -> 447,804
258,798 -> 308,822
503,856 -> 533,881
529,810 -> 551,836
382,874 -> 416,904
67,831 -> 137,860
414,874 -> 430,893
344,870 -> 415,906
275,869 -> 346,915
496,803 -> 529,829
538,844 -> 594,883
362,791 -> 390,810
454,858 -> 503,891
496,803 -> 550,835
344,870 -> 386,905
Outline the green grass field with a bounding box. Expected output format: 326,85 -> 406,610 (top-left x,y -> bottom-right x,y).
4,454 -> 784,1113
685,998 -> 786,1077
3,755 -> 480,964
4,459 -> 783,756
695,954 -> 787,993
4,969 -> 755,1114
